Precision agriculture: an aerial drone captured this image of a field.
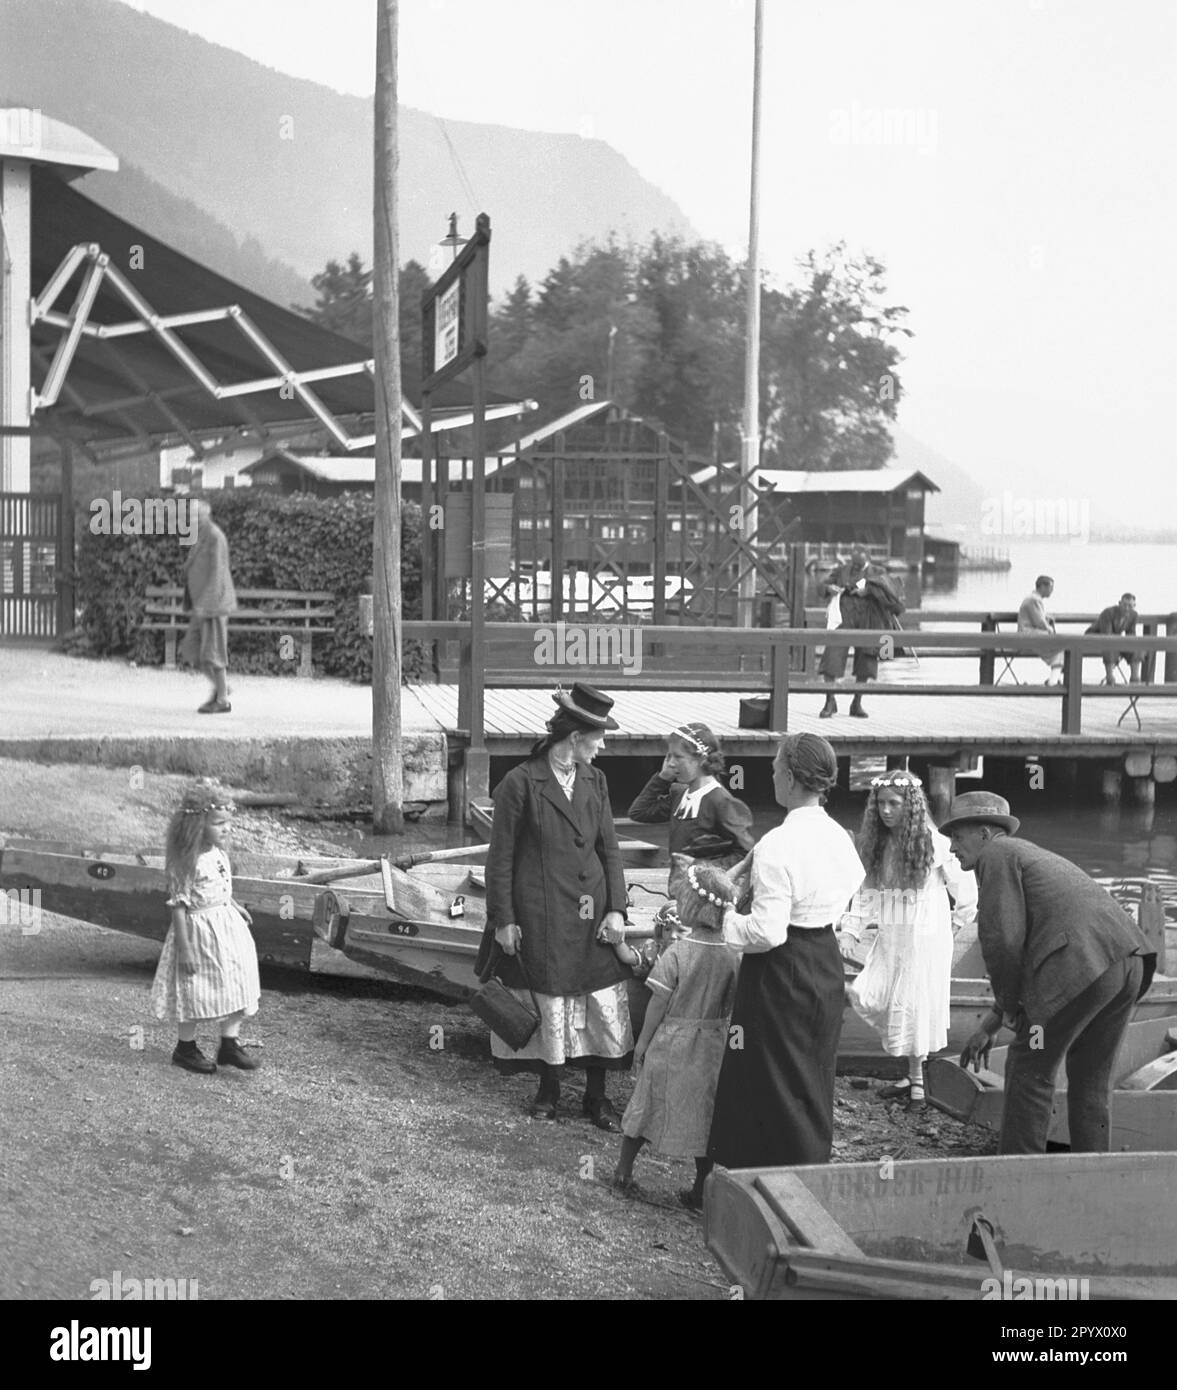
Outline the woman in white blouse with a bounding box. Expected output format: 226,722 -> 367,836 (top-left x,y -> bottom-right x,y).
706,733 -> 865,1169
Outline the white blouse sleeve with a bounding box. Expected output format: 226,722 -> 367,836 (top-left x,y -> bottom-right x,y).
722,843 -> 795,953
937,836 -> 978,930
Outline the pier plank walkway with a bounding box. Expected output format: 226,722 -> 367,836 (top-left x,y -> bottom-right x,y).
404,684 -> 1177,760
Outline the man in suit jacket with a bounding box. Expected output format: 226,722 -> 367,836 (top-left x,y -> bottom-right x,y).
1017,574 -> 1064,685
945,792 -> 1155,1154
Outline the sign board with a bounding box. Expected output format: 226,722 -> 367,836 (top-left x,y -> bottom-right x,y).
421,214 -> 490,392
443,493 -> 514,578
434,279 -> 462,375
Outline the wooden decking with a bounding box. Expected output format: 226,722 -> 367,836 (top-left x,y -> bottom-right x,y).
404,683 -> 1177,760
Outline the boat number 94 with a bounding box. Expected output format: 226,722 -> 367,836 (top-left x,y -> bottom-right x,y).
87,863 -> 116,880
1072,1328 -> 1127,1338
388,920 -> 419,937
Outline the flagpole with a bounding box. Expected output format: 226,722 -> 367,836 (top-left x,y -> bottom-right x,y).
372,0 -> 405,833
737,0 -> 763,628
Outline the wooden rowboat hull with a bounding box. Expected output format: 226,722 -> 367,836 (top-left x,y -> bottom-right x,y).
926,1014 -> 1177,1151
705,1153 -> 1177,1299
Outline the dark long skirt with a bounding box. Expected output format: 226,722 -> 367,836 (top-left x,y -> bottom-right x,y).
707,926 -> 844,1168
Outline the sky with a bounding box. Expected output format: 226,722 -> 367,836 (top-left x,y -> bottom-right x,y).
118,0 -> 1177,530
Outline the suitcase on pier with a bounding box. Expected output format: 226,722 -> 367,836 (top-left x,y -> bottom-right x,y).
738,696 -> 770,729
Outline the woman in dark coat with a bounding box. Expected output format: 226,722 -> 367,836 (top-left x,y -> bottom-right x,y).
705,733 -> 865,1170
818,547 -> 903,718
476,682 -> 634,1128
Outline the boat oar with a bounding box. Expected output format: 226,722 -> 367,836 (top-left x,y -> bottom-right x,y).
390,844 -> 490,871
297,861 -> 381,885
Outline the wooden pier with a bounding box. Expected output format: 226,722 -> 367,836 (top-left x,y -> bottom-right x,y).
403,615 -> 1177,820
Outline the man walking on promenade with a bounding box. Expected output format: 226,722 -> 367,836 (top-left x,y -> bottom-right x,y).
1017,575 -> 1064,685
946,792 -> 1155,1154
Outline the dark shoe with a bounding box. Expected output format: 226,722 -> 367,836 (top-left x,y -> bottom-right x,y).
878,1079 -> 913,1100
172,1041 -> 216,1074
610,1174 -> 642,1198
906,1094 -> 928,1114
199,700 -> 232,714
216,1038 -> 259,1070
528,1083 -> 559,1119
849,700 -> 868,718
678,1187 -> 703,1212
583,1095 -> 621,1131
819,698 -> 837,719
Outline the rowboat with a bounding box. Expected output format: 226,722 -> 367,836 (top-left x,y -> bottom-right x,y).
0,837 -> 665,999
704,1153 -> 1177,1299
926,1015 -> 1177,1151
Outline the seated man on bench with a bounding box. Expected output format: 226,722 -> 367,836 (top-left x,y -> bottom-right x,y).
1086,592 -> 1140,685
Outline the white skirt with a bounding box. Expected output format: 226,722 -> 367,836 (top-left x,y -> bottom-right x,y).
150,903 -> 260,1023
489,981 -> 632,1065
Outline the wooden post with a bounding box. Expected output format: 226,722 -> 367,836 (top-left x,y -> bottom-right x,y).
371,0 -> 405,835
1127,775 -> 1156,806
736,0 -> 764,629
979,616 -> 996,685
768,634 -> 789,730
928,765 -> 956,825
57,438 -> 75,638
653,433 -> 668,630
0,152 -> 31,493
420,391 -> 434,621
465,230 -> 490,815
1099,767 -> 1122,803
1061,645 -> 1082,734
1166,615 -> 1177,685
550,434 -> 565,622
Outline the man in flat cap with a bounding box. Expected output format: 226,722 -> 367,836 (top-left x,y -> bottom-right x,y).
944,792 -> 1155,1154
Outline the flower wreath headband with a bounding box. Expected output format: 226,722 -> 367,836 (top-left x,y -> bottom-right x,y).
870,775 -> 921,788
182,798 -> 235,815
671,725 -> 713,757
687,862 -> 734,908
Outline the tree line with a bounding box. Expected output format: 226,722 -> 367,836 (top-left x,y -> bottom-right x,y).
297,236 -> 911,471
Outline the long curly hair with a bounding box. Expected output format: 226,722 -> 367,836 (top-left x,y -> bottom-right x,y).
165,780 -> 234,901
856,771 -> 935,891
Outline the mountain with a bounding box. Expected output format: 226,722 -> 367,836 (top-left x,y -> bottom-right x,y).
0,0 -> 698,304
889,426 -> 989,540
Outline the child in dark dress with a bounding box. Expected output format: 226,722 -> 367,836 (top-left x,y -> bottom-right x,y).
627,723 -> 755,869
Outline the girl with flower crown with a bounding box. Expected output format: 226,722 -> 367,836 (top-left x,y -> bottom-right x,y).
150,781 -> 261,1074
843,769 -> 977,1109
627,722 -> 755,869
612,855 -> 741,1209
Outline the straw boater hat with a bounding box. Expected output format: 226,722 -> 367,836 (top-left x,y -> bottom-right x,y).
552,681 -> 619,730
938,791 -> 1020,836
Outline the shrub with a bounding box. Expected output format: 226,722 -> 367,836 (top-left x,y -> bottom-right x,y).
72,489 -> 423,682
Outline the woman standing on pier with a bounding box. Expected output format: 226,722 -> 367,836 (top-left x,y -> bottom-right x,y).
477,682 -> 634,1130
843,770 -> 977,1110
818,548 -> 904,719
705,733 -> 865,1169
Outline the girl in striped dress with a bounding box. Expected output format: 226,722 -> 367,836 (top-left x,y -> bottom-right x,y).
151,782 -> 261,1074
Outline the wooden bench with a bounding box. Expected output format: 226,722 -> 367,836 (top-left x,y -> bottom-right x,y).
142,586 -> 335,677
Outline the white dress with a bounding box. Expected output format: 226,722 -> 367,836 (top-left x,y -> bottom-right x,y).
846,830 -> 977,1057
150,848 -> 260,1023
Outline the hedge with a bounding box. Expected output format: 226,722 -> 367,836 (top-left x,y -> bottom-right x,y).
69,489 -> 424,682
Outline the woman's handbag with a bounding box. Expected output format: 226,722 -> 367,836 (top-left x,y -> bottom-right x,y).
470,942 -> 542,1051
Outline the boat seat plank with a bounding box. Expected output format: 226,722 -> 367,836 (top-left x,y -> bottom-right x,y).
753,1172 -> 866,1258
1120,1050 -> 1177,1091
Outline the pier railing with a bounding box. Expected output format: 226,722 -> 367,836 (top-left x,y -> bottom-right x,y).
403,619 -> 1177,737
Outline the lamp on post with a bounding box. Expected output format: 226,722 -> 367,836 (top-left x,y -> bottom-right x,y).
440,212 -> 469,263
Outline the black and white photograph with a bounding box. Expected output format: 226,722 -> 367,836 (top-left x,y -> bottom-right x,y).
1,0 -> 1175,1338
